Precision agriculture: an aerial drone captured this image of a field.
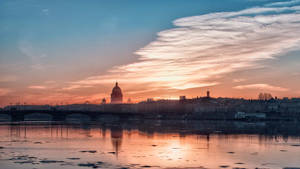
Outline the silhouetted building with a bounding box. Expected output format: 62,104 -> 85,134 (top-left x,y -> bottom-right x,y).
101,98 -> 106,104
207,90 -> 210,98
111,82 -> 123,104
147,98 -> 154,102
180,96 -> 186,101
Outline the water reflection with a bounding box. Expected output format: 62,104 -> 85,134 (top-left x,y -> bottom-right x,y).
0,121 -> 300,169
111,126 -> 123,157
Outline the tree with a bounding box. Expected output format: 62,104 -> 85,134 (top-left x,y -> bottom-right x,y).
258,93 -> 273,100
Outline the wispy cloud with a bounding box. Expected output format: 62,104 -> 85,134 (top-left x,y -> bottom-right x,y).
233,78 -> 246,83
42,8 -> 49,15
266,0 -> 300,7
0,75 -> 17,82
28,81 -> 59,90
64,1 -> 300,96
28,85 -> 47,90
19,40 -> 47,59
233,83 -> 289,92
62,84 -> 93,90
0,88 -> 13,96
19,40 -> 48,70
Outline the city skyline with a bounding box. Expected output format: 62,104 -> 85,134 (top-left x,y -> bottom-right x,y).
1,0 -> 300,106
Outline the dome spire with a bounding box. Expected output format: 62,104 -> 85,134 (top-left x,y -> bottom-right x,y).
111,81 -> 123,104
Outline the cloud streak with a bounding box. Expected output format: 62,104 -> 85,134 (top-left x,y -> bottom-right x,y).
0,75 -> 17,82
266,0 -> 300,7
28,85 -> 47,90
19,40 -> 48,70
63,1 -> 300,97
0,88 -> 13,96
233,84 -> 289,92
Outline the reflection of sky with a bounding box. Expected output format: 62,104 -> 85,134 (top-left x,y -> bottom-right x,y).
0,124 -> 300,169
1,0 -> 300,106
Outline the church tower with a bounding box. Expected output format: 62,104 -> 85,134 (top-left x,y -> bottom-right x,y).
111,82 -> 123,104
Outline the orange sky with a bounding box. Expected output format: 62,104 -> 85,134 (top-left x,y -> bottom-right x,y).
1,0 -> 300,107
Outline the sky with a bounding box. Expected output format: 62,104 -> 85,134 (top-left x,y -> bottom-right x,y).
1,0 -> 300,106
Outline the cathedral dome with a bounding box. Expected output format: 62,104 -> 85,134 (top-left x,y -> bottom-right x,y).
112,83 -> 122,95
111,82 -> 123,103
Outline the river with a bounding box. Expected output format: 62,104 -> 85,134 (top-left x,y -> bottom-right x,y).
0,120 -> 300,169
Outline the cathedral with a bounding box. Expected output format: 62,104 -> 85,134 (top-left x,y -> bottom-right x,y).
111,82 -> 123,104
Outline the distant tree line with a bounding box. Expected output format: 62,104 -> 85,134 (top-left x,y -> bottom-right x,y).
258,93 -> 273,100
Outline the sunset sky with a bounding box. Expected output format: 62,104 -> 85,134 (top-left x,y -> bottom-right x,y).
1,0 -> 300,106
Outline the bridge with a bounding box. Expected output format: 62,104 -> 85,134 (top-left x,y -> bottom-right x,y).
0,109 -> 144,122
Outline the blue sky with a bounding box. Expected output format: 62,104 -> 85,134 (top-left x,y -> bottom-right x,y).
1,0 -> 300,105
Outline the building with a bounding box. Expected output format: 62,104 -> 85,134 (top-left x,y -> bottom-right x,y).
147,98 -> 154,102
101,98 -> 106,104
111,82 -> 123,104
206,90 -> 210,98
179,96 -> 186,101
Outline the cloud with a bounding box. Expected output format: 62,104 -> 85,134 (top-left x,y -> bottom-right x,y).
233,78 -> 246,83
64,1 -> 300,95
45,80 -> 56,84
62,84 -> 93,90
233,83 -> 289,92
28,81 -> 59,90
19,40 -> 48,70
266,0 -> 300,7
246,0 -> 270,1
0,88 -> 13,96
19,40 -> 47,59
28,85 -> 47,90
42,9 -> 49,15
0,75 -> 17,82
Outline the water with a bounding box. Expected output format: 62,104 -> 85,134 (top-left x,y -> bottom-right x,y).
0,120 -> 300,169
